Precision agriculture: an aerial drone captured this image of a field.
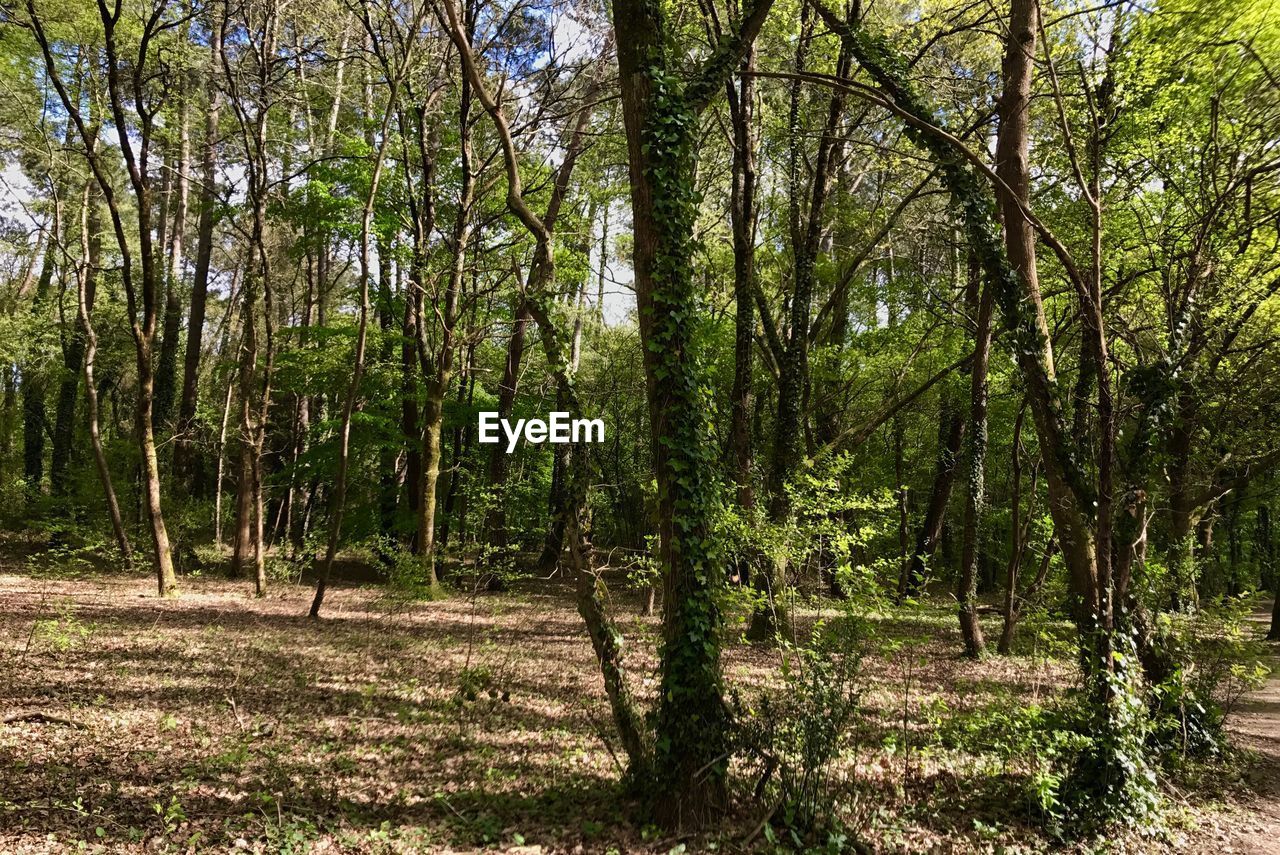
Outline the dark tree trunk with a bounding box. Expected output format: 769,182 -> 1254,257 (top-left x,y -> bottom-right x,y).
174,19 -> 222,484
900,396 -> 964,598
51,199 -> 99,498
154,79 -> 189,436
22,240 -> 57,505
958,260 -> 994,658
610,0 -> 773,825
727,47 -> 757,511
484,298 -> 530,548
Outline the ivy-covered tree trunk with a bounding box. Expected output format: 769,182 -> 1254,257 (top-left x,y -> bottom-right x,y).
611,0 -> 773,825
958,268 -> 994,658
809,0 -> 1161,816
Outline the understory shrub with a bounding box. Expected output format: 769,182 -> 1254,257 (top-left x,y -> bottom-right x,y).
1147,597 -> 1270,761
735,614 -> 868,852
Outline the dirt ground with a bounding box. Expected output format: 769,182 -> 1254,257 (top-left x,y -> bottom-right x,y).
1187,609 -> 1280,855
1,566 -> 1277,854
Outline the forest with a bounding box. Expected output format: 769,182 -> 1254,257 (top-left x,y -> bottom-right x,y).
1,0 -> 1279,850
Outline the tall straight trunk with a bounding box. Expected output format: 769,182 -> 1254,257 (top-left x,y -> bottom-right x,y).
399,279 -> 421,538
51,190 -> 101,497
483,298 -> 530,547
176,15 -> 223,483
221,3 -> 281,598
154,74 -> 190,435
376,239 -> 398,540
610,0 -> 774,825
22,238 -> 57,503
958,260 -> 994,657
727,45 -> 757,510
988,0 -> 1099,620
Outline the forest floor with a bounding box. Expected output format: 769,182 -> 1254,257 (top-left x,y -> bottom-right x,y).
1189,607 -> 1280,854
1,556 -> 1277,854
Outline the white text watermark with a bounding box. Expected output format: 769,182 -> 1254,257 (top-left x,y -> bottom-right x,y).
477,411 -> 605,453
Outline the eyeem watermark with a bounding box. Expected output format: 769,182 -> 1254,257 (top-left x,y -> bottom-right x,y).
478,411 -> 605,453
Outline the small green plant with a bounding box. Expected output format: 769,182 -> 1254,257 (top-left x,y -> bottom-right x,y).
32,600 -> 92,654
153,794 -> 186,837
735,614 -> 868,851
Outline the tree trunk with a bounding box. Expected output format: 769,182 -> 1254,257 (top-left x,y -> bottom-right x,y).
728,46 -> 757,511
73,188 -> 131,560
958,263 -> 994,658
51,194 -> 92,498
176,15 -> 223,483
900,396 -> 964,598
154,76 -> 190,435
484,298 -> 530,547
610,0 -> 773,824
22,239 -> 57,505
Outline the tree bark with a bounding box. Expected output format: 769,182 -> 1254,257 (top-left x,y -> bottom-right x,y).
484,298 -> 530,548
610,0 -> 774,825
22,237 -> 57,504
154,74 -> 190,435
958,264 -> 994,658
71,186 -> 130,560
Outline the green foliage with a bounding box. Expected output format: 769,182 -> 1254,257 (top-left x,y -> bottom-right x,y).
31,598 -> 92,654
1147,598 -> 1272,761
1058,630 -> 1162,837
735,613 -> 868,851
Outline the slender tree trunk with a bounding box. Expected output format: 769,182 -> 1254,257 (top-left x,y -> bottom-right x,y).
900,396 -> 964,597
309,8 -> 419,617
73,187 -> 131,560
728,45 -> 757,511
484,298 -> 530,547
51,193 -> 92,497
399,279 -> 420,541
958,262 -> 994,657
22,238 -> 57,505
176,15 -> 223,483
154,76 -> 189,434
